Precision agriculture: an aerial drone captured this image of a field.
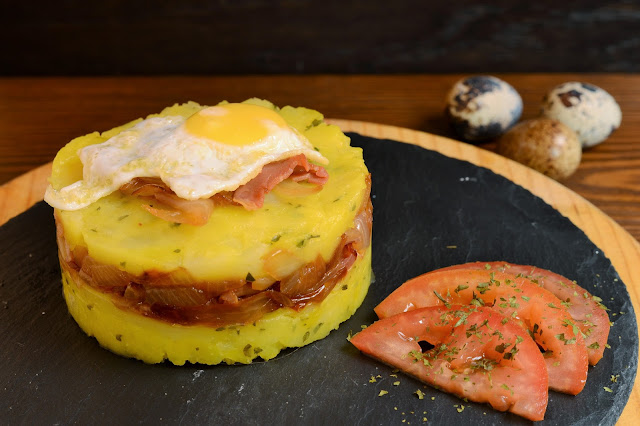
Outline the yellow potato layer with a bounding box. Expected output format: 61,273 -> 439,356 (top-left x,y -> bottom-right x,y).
50,99 -> 369,281
61,247 -> 372,365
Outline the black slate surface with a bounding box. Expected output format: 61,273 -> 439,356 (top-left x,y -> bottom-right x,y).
0,133 -> 637,425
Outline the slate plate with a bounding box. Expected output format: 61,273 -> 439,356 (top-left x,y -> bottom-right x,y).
0,133 -> 637,425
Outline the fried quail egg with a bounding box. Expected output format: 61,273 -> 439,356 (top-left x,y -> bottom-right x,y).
45,103 -> 328,210
445,75 -> 522,142
541,82 -> 621,148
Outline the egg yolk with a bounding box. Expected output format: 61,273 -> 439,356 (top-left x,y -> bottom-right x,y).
184,103 -> 290,146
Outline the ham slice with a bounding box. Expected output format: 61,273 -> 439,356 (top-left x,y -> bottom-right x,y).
119,155 -> 329,224
233,154 -> 328,210
120,177 -> 216,226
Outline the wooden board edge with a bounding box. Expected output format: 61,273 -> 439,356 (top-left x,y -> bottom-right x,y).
0,162 -> 51,226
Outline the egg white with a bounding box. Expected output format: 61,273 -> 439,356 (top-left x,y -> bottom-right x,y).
45,108 -> 328,211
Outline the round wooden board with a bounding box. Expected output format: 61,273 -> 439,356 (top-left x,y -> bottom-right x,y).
1,120 -> 638,424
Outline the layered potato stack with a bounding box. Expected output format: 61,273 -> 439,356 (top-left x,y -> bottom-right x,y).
48,99 -> 372,365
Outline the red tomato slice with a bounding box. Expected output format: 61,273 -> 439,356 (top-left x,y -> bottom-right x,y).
351,305 -> 548,421
438,261 -> 610,365
375,269 -> 588,395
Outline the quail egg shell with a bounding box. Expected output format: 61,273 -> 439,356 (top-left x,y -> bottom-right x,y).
541,82 -> 621,148
496,118 -> 581,181
445,75 -> 522,142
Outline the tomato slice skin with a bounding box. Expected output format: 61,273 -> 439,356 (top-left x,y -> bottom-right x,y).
375,269 -> 588,395
438,261 -> 610,365
351,305 -> 548,421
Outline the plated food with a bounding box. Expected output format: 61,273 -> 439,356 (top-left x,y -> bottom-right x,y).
2,127 -> 635,424
44,99 -> 372,365
352,262 -> 611,420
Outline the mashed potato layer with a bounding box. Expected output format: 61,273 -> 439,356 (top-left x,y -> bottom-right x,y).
49,99 -> 369,282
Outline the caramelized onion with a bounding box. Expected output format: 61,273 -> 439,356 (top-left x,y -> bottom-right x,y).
124,283 -> 145,302
143,192 -> 214,227
300,243 -> 358,303
219,283 -> 263,304
150,291 -> 291,327
280,255 -> 326,298
71,245 -> 89,268
262,249 -> 304,280
78,256 -> 131,291
142,268 -> 194,287
120,177 -> 215,226
252,276 -> 276,291
345,175 -> 373,251
344,198 -> 373,251
219,290 -> 239,304
54,211 -> 73,264
145,287 -> 210,307
120,177 -> 167,197
142,269 -> 244,295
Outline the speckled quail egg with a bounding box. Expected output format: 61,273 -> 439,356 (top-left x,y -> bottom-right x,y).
541,82 -> 621,148
496,118 -> 582,181
445,75 -> 523,142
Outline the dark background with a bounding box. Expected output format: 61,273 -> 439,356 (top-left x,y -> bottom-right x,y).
3,0 -> 640,76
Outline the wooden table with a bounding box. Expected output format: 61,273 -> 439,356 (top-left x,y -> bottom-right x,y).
0,75 -> 638,423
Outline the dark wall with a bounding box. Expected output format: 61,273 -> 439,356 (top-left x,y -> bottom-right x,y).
3,0 -> 639,76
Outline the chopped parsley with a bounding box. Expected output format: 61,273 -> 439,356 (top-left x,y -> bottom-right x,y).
297,234 -> 320,247
555,333 -> 576,345
454,284 -> 469,293
471,358 -> 497,371
501,384 -> 514,395
508,296 -> 519,308
495,343 -> 511,353
243,344 -> 253,356
476,282 -> 490,294
503,342 -> 520,360
433,291 -> 451,308
470,291 -> 485,307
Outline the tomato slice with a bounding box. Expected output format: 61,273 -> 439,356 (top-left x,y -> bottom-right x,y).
438,261 -> 610,365
351,305 -> 548,421
375,269 -> 588,395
